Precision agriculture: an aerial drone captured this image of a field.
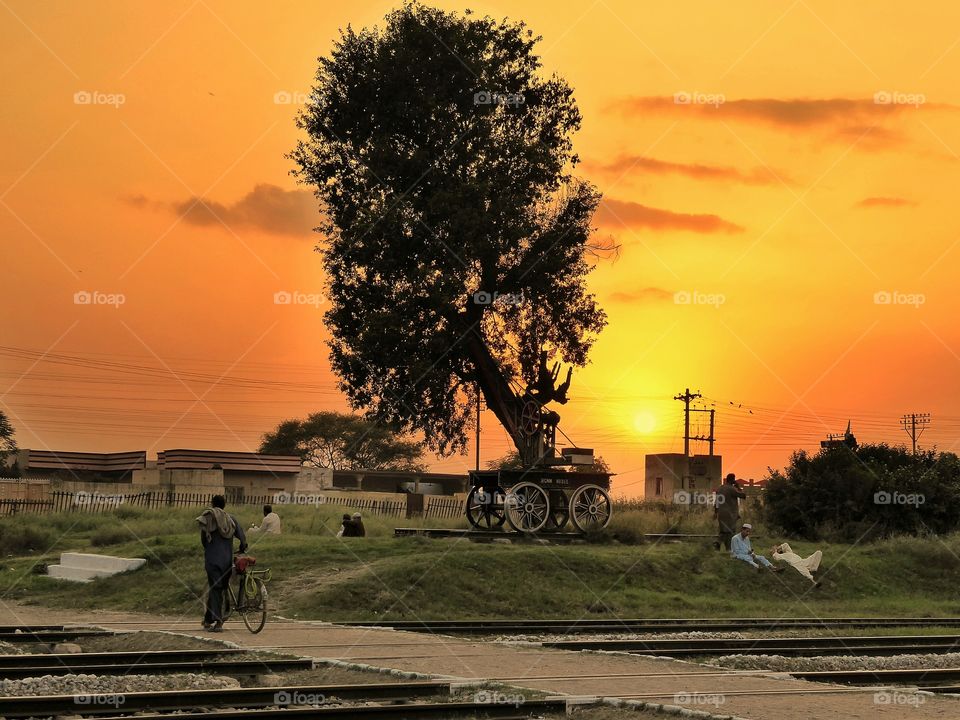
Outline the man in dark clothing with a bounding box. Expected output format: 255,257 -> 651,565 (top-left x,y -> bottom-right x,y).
199,494 -> 247,632
714,473 -> 746,551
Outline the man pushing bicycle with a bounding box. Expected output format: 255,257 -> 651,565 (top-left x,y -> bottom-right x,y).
196,494 -> 247,632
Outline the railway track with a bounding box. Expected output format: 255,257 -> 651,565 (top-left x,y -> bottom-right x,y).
0,628 -> 115,643
0,681 -> 458,717
543,633 -> 960,657
0,648 -> 245,668
339,616 -> 960,635
0,656 -> 314,679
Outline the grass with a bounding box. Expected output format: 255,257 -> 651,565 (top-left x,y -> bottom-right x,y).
2,504 -> 959,622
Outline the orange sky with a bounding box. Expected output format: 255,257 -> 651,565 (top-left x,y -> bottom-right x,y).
2,0 -> 960,495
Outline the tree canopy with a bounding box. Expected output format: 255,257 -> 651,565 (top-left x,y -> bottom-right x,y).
0,411 -> 16,462
259,411 -> 426,471
291,2 -> 607,460
763,443 -> 960,541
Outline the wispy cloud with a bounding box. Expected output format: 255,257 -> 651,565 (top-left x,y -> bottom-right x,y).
855,196 -> 916,208
582,154 -> 789,186
595,197 -> 744,234
610,287 -> 674,303
609,96 -> 935,127
125,184 -> 319,237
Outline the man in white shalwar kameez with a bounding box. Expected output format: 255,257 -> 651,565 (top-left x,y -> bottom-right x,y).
772,543 -> 822,586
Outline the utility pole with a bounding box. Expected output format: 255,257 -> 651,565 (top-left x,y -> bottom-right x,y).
475,381 -> 481,470
708,409 -> 715,456
900,413 -> 931,455
689,406 -> 716,455
674,388 -> 702,457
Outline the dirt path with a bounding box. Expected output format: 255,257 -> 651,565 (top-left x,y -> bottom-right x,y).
2,604 -> 957,719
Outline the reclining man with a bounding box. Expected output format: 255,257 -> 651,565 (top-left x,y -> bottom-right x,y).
731,524 -> 782,573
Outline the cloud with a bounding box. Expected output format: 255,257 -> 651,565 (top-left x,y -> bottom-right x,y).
855,196 -> 916,208
595,197 -> 744,234
582,155 -> 788,186
610,287 -> 674,304
606,96 -> 950,151
126,184 -> 319,237
610,96 -> 919,127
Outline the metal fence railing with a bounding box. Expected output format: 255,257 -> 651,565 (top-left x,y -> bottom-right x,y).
0,490 -> 463,521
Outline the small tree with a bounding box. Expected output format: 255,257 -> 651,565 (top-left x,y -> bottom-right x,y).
259,411 -> 426,471
0,411 -> 17,464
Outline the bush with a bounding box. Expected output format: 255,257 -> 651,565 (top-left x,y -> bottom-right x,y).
0,522 -> 55,555
763,444 -> 960,540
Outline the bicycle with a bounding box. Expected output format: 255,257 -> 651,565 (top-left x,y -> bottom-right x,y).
221,554 -> 271,633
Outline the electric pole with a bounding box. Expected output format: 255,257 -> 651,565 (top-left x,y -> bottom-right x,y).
900,413 -> 931,455
674,388 -> 702,456
475,381 -> 481,470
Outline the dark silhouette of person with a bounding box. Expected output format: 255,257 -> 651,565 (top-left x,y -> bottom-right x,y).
351,512 -> 366,537
198,494 -> 246,632
338,513 -> 356,537
714,473 -> 746,551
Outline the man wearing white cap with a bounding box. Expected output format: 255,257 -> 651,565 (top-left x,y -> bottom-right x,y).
730,524 -> 782,572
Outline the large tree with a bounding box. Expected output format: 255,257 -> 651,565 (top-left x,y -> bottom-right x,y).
259,411 -> 426,471
292,3 -> 607,462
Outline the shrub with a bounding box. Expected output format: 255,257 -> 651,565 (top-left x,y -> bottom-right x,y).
763,444 -> 960,540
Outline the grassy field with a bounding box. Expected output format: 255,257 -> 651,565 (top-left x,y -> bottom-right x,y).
1,503 -> 959,622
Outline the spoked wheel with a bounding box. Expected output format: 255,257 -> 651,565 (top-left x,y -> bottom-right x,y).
466,486 -> 507,529
569,485 -> 612,533
239,577 -> 267,634
544,490 -> 570,531
505,481 -> 550,534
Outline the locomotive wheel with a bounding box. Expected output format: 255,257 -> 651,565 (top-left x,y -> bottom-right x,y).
505,482 -> 550,533
569,485 -> 612,533
466,486 -> 507,529
519,400 -> 541,437
544,490 -> 570,530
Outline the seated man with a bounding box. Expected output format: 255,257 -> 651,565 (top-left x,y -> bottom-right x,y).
248,504 -> 281,535
731,524 -> 782,573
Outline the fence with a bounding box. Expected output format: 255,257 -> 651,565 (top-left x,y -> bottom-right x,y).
0,490 -> 463,520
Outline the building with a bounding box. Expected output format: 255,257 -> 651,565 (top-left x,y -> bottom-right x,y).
7,448 -> 468,499
644,452 -> 723,501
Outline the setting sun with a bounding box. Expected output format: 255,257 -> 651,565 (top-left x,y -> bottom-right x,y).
633,411 -> 657,435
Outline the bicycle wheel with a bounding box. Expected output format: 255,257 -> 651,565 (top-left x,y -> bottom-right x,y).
240,578 -> 267,634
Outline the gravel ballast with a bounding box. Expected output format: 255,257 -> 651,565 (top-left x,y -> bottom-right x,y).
1,672 -> 241,697
716,652 -> 960,672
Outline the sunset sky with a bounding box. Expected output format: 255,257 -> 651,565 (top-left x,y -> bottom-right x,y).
3,0 -> 960,495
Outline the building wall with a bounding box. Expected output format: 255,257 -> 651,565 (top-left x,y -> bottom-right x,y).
644,453 -> 723,500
